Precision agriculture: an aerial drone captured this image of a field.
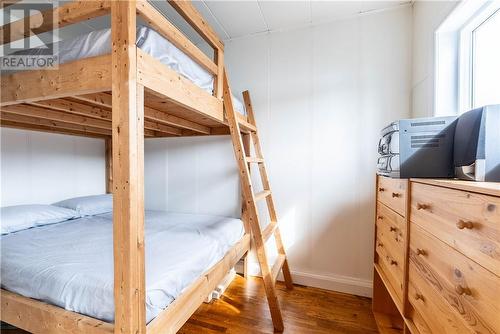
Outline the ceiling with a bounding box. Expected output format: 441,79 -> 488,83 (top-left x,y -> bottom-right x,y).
148,1 -> 411,44
8,1 -> 411,46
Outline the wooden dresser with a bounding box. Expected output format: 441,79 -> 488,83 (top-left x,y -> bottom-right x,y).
372,175 -> 500,334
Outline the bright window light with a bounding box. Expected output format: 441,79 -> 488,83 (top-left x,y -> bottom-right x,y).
472,9 -> 500,108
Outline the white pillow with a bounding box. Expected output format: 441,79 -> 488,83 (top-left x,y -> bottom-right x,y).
1,205 -> 79,234
53,194 -> 112,216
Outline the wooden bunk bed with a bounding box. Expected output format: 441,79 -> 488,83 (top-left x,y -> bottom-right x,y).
0,1 -> 293,333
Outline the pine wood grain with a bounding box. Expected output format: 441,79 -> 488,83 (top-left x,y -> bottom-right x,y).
377,177 -> 407,217
410,181 -> 500,276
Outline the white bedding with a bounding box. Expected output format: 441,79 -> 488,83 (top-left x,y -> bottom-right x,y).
0,210 -> 244,323
23,26 -> 246,115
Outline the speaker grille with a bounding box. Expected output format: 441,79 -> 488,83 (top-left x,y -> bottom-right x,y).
411,133 -> 446,149
410,120 -> 446,127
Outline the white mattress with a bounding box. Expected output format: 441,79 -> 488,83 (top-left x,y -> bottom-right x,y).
23,26 -> 246,115
0,210 -> 244,323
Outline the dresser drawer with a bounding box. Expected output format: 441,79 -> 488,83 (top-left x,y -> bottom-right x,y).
409,223 -> 500,333
376,202 -> 406,265
375,207 -> 405,306
410,181 -> 500,276
375,245 -> 404,307
408,263 -> 471,334
377,176 -> 407,217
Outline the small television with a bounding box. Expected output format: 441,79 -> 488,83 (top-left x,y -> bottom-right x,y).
454,105 -> 500,182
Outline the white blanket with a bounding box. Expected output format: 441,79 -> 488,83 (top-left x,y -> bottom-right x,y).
0,210 -> 244,323
22,26 -> 246,115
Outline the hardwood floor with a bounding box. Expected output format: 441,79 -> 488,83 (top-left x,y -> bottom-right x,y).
2,275 -> 379,334
179,275 -> 378,334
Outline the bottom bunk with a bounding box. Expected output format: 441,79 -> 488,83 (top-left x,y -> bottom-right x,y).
0,198 -> 250,334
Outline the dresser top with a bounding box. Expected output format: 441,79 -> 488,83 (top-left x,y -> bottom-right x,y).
411,178 -> 500,197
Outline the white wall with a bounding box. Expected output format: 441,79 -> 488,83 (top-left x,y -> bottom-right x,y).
147,5 -> 412,296
144,136 -> 240,217
0,128 -> 105,206
411,0 -> 459,118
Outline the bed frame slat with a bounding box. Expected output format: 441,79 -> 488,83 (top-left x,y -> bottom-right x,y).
0,55 -> 111,106
0,289 -> 114,334
0,120 -> 109,138
137,49 -> 223,123
167,0 -> 224,51
70,94 -> 212,135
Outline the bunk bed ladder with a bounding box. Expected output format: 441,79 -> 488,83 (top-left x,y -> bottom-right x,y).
223,70 -> 293,332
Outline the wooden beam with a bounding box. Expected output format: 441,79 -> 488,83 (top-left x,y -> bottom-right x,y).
144,119 -> 181,136
105,138 -> 113,194
214,49 -> 224,99
0,289 -> 113,334
30,99 -> 181,136
0,111 -> 111,136
111,1 -> 146,333
73,93 -> 113,109
210,126 -> 231,135
0,120 -> 108,139
137,49 -> 223,124
72,93 -> 212,135
136,0 -> 217,75
167,0 -> 224,51
0,0 -> 21,9
2,104 -> 111,129
0,1 -> 110,45
146,233 -> 250,334
31,99 -> 112,120
1,55 -> 112,106
144,106 -> 211,134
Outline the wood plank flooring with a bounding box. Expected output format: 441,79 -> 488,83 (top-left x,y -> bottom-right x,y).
180,275 -> 378,334
2,275 -> 378,334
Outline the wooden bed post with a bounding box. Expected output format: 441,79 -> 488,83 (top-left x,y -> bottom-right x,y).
105,138 -> 113,193
111,1 -> 146,334
214,49 -> 224,99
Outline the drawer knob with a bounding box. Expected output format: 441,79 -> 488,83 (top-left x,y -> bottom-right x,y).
390,259 -> 398,266
392,192 -> 401,198
456,219 -> 474,230
377,242 -> 384,248
416,203 -> 430,210
379,187 -> 385,192
389,226 -> 397,232
415,293 -> 425,302
377,215 -> 384,220
455,285 -> 472,296
416,248 -> 426,256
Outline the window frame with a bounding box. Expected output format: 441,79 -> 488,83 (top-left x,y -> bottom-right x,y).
458,1 -> 500,113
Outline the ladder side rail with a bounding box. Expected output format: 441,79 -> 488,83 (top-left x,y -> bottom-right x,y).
223,71 -> 285,332
242,90 -> 294,289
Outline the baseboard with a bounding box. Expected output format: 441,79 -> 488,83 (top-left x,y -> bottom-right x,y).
236,261 -> 373,298
289,270 -> 373,297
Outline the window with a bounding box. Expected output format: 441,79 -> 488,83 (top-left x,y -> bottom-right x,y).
459,2 -> 500,113
435,0 -> 500,116
471,9 -> 500,108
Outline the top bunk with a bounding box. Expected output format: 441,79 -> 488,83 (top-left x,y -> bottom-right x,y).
0,0 -> 254,139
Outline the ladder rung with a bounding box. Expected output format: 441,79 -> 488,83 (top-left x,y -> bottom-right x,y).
238,119 -> 257,133
246,156 -> 264,163
271,254 -> 286,284
262,221 -> 278,241
254,190 -> 271,201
